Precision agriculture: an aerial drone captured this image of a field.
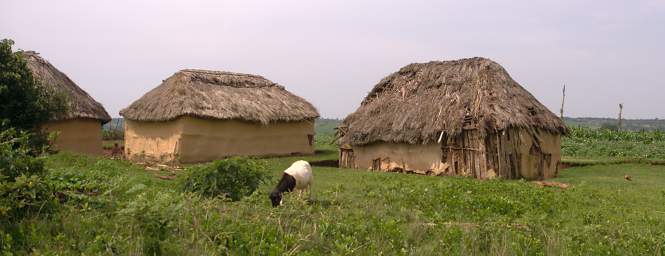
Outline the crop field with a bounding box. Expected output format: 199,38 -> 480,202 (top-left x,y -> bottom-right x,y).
563,126 -> 665,160
1,123 -> 664,255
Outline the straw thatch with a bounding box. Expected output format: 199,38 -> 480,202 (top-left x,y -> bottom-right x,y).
21,51 -> 111,123
338,57 -> 566,146
120,69 -> 319,124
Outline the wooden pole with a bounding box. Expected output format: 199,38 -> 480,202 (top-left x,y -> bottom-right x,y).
618,103 -> 623,131
560,84 -> 566,120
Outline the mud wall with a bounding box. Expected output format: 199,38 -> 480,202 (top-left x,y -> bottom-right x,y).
41,119 -> 103,155
124,119 -> 183,163
125,116 -> 315,164
349,142 -> 447,174
342,128 -> 561,180
177,117 -> 315,163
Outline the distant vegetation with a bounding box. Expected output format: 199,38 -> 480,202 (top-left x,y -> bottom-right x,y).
564,117 -> 665,131
314,118 -> 341,135
314,118 -> 340,146
563,126 -> 665,159
102,118 -> 124,140
103,118 -> 124,131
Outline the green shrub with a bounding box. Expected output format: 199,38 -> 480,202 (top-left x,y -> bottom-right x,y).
0,128 -> 56,252
179,157 -> 269,201
0,129 -> 53,219
45,168 -> 112,210
0,129 -> 45,179
118,191 -> 183,256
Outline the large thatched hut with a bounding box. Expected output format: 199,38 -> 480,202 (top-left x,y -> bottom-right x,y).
337,57 -> 567,180
22,51 -> 111,155
120,69 -> 319,164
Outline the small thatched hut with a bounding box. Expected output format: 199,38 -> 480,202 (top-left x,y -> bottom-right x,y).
22,51 -> 111,155
120,69 -> 319,164
337,57 -> 567,180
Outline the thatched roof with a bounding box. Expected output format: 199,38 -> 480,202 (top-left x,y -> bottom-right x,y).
120,69 -> 319,123
21,51 -> 111,123
338,57 -> 566,146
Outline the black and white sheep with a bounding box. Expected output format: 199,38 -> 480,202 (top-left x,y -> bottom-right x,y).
269,160 -> 313,207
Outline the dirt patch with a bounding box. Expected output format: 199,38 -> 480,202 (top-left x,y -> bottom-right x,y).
140,163 -> 182,180
532,181 -> 571,189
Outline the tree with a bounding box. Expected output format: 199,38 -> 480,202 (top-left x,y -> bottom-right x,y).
0,39 -> 63,131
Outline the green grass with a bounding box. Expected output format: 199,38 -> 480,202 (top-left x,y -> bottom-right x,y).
562,126 -> 665,160
4,149 -> 660,254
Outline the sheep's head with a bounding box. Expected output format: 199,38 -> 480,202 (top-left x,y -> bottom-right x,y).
269,191 -> 282,207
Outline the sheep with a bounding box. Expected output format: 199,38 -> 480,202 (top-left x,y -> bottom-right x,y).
269,160 -> 313,207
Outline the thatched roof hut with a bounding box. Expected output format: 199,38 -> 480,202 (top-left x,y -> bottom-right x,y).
21,51 -> 110,155
121,69 -> 319,164
338,57 -> 566,180
121,69 -> 318,124
22,51 -> 111,123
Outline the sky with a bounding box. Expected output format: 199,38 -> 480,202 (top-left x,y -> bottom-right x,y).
1,0 -> 664,119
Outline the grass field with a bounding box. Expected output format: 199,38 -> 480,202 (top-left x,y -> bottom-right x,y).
4,137 -> 661,255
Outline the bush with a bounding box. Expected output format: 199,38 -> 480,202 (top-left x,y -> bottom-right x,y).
118,191 -> 183,255
45,168 -> 112,209
0,129 -> 46,180
0,128 -> 56,252
179,157 -> 269,201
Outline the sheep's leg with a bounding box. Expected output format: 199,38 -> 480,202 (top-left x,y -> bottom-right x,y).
307,185 -> 313,201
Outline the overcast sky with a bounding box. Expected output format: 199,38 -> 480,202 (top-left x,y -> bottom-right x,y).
2,0 -> 664,119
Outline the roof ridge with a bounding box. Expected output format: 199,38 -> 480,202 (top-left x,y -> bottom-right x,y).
180,69 -> 265,79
